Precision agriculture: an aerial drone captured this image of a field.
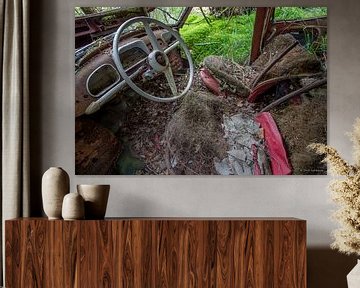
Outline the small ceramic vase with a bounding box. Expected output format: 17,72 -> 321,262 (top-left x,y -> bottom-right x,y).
42,167 -> 70,219
62,192 -> 85,220
347,259 -> 360,288
77,184 -> 110,219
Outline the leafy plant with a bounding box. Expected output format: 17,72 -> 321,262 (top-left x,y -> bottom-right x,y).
309,118 -> 360,256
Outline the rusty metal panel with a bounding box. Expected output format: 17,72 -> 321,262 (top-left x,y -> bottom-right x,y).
250,8 -> 274,64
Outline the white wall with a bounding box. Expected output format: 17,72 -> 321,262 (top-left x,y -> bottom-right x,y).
33,0 -> 360,250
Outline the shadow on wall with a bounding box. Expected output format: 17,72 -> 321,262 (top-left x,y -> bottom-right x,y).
29,0 -> 45,216
107,192 -> 183,217
308,248 -> 357,288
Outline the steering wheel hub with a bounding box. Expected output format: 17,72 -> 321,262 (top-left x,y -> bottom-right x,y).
148,50 -> 168,72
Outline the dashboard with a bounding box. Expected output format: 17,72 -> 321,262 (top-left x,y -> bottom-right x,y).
86,39 -> 150,98
75,29 -> 180,117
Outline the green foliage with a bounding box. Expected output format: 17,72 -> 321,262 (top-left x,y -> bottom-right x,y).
180,13 -> 255,66
305,33 -> 327,56
275,7 -> 327,20
180,7 -> 327,66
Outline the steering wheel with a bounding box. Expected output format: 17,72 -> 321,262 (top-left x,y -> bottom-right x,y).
112,16 -> 194,102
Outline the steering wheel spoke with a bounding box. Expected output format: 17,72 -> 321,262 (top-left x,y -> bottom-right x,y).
164,66 -> 178,96
164,40 -> 180,54
143,20 -> 163,52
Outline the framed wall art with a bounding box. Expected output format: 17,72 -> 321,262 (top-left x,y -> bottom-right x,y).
75,6 -> 327,175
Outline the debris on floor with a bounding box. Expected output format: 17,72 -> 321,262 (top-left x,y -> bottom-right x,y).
75,117 -> 121,175
252,34 -> 322,79
165,91 -> 227,174
271,87 -> 327,174
214,112 -> 271,175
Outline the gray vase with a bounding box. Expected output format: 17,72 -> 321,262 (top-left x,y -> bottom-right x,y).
62,192 -> 84,220
77,184 -> 110,219
42,167 -> 70,219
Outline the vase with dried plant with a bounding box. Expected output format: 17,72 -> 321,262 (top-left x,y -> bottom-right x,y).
309,118 -> 360,287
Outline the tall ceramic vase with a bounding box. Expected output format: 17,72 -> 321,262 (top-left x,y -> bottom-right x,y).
42,167 -> 70,219
347,260 -> 360,288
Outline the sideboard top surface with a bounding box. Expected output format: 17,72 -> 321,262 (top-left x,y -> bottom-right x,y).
6,217 -> 305,222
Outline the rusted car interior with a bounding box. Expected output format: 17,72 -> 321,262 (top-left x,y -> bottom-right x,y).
75,7 -> 327,175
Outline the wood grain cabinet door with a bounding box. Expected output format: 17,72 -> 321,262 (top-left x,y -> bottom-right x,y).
6,218 -> 306,288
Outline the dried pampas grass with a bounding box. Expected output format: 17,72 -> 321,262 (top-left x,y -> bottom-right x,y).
308,118 -> 360,256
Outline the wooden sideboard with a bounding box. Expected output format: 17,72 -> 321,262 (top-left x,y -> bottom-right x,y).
5,218 -> 306,287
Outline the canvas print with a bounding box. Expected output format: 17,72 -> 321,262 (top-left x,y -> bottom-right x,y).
75,7 -> 327,175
